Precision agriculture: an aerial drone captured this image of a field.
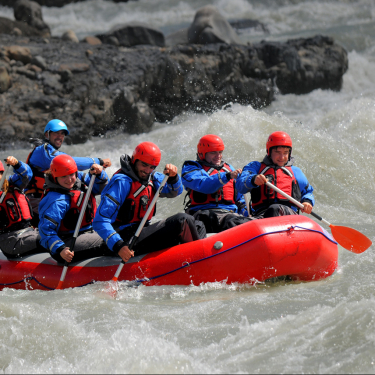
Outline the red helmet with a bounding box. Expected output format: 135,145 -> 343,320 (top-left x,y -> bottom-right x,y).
131,142 -> 161,167
50,154 -> 77,178
197,134 -> 225,160
266,131 -> 293,155
0,161 -> 4,172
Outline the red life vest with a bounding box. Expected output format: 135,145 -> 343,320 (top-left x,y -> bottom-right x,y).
187,163 -> 236,208
251,163 -> 301,213
26,143 -> 55,197
114,169 -> 156,225
0,187 -> 33,233
43,186 -> 97,234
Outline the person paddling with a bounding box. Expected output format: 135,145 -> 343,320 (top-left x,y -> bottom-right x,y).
38,155 -> 112,263
25,119 -> 112,225
0,157 -> 46,258
181,134 -> 252,233
236,131 -> 314,218
93,142 -> 206,263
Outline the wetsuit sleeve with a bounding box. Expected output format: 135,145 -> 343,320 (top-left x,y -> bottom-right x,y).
181,161 -> 231,194
38,194 -> 70,256
235,161 -> 262,194
80,169 -> 109,195
292,166 -> 315,206
8,161 -> 32,189
153,172 -> 183,198
29,143 -> 100,171
92,176 -> 131,252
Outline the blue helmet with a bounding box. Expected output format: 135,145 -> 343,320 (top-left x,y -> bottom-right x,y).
44,119 -> 70,135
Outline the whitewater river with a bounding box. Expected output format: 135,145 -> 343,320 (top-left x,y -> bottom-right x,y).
1,0 -> 375,373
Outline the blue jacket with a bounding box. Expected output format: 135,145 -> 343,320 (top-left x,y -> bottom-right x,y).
25,140 -> 102,193
38,170 -> 108,256
181,160 -> 247,214
236,156 -> 314,213
93,155 -> 183,253
8,161 -> 33,189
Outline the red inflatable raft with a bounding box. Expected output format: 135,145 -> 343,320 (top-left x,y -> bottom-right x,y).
0,215 -> 338,291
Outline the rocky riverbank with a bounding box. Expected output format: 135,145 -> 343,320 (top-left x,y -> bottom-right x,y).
0,2 -> 348,150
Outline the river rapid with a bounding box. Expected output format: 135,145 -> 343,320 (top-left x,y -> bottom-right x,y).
1,0 -> 375,373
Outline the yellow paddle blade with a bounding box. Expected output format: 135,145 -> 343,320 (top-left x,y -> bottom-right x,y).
330,225 -> 372,254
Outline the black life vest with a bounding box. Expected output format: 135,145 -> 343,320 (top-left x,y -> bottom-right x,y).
26,141 -> 58,197
251,161 -> 301,214
43,179 -> 96,234
114,168 -> 157,225
0,187 -> 33,233
185,161 -> 236,209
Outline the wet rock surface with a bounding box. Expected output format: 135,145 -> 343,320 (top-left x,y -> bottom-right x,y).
0,0 -> 133,7
0,32 -> 348,150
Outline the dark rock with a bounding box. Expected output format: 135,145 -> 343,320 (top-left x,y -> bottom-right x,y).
165,28 -> 189,47
0,33 -> 348,150
229,19 -> 269,34
14,0 -> 50,36
0,0 -> 135,6
97,22 -> 165,48
188,5 -> 242,45
0,16 -> 49,37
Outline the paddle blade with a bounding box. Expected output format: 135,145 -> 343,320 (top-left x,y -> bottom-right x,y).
104,280 -> 118,299
330,225 -> 372,254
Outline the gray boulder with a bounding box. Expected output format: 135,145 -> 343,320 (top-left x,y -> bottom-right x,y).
166,28 -> 188,47
14,0 -> 50,36
98,22 -> 165,48
0,16 -> 49,37
188,5 -> 242,45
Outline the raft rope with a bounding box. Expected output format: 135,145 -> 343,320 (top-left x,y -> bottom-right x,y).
0,225 -> 337,290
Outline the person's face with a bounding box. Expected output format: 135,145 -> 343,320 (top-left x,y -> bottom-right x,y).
205,150 -> 223,166
135,160 -> 156,180
56,173 -> 76,189
0,171 -> 3,178
270,147 -> 290,167
45,130 -> 66,149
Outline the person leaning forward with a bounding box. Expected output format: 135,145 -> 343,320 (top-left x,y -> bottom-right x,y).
0,157 -> 46,258
236,131 -> 314,218
93,142 -> 206,263
25,119 -> 111,225
38,154 -> 112,264
181,134 -> 253,233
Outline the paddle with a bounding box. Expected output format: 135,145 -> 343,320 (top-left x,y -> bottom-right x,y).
244,194 -> 251,217
0,162 -> 11,191
265,181 -> 372,254
56,172 -> 97,290
108,173 -> 169,287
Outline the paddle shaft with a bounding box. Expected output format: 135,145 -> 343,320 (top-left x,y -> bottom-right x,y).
265,181 -> 331,226
112,174 -> 170,282
0,164 -> 11,191
244,194 -> 251,217
57,173 -> 97,288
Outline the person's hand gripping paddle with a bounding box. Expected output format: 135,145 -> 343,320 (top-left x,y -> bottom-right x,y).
105,173 -> 169,296
0,161 -> 11,191
265,181 -> 372,254
56,172 -> 97,290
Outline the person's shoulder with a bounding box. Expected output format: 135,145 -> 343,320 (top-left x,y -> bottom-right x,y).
182,160 -> 202,170
243,160 -> 261,169
108,173 -> 132,186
